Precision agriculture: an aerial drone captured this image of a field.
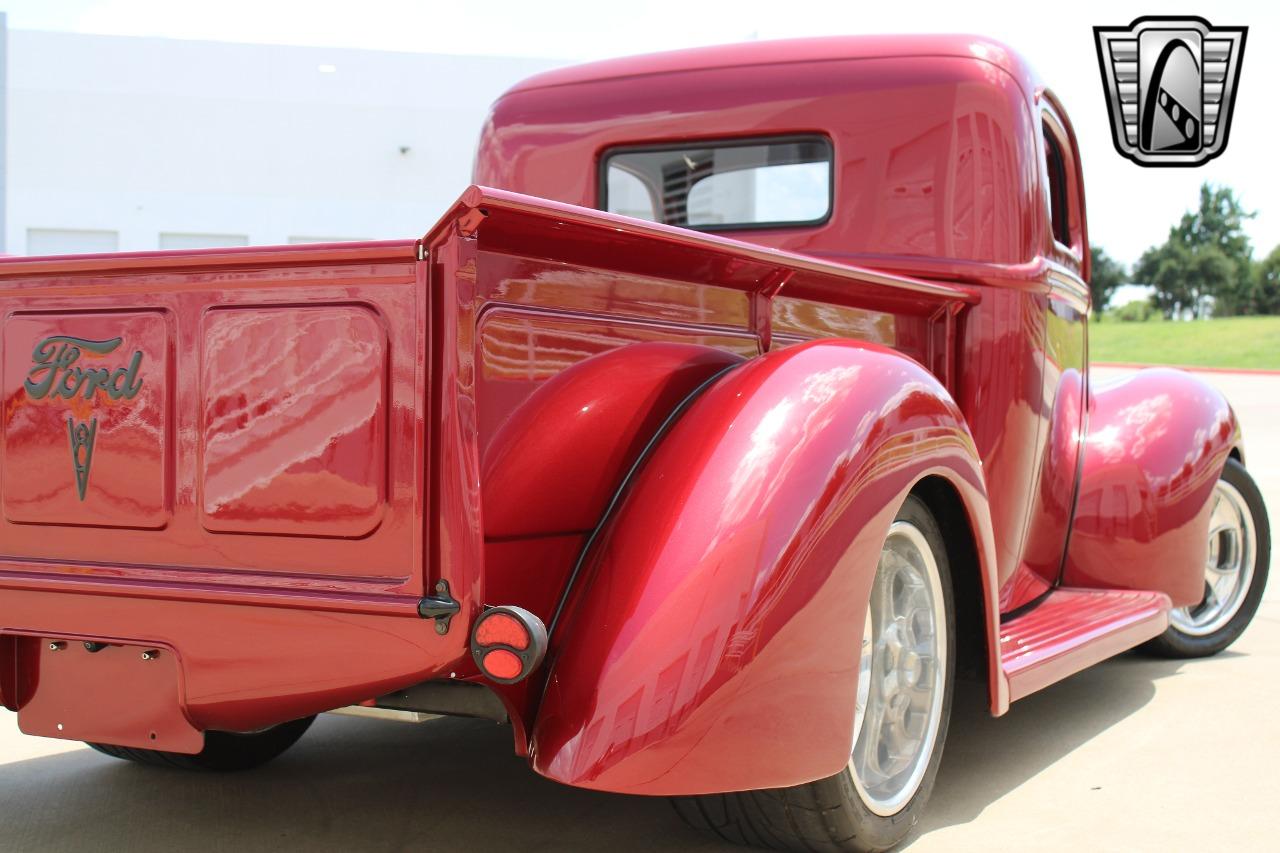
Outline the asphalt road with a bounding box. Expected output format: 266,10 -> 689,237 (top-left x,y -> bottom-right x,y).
2,366 -> 1277,853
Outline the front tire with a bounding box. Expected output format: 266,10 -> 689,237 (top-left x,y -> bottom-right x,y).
674,494 -> 956,852
1144,457 -> 1270,659
87,716 -> 315,772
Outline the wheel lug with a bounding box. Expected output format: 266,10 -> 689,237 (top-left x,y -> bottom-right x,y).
900,652 -> 921,688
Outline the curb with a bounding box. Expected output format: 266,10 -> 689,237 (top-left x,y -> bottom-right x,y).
1093,361 -> 1280,376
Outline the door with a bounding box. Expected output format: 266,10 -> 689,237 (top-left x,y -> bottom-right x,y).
1009,104 -> 1090,610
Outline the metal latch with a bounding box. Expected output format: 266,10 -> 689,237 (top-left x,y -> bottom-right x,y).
418,580 -> 460,635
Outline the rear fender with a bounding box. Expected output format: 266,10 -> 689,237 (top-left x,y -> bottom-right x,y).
530,340 -> 1001,795
1065,368 -> 1240,605
479,341 -> 744,749
483,342 -> 745,541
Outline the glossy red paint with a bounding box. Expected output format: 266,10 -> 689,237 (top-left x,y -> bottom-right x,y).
476,36 -> 1092,619
1065,369 -> 1240,606
482,534 -> 584,642
200,305 -> 389,538
480,341 -> 744,636
480,36 -> 1045,272
4,311 -> 169,528
14,635 -> 204,753
0,243 -> 427,584
1001,587 -> 1170,702
482,342 -> 745,541
416,185 -> 983,740
0,241 -> 465,738
531,339 -> 1000,794
1012,355 -> 1087,606
0,583 -> 452,735
0,34 -> 1260,801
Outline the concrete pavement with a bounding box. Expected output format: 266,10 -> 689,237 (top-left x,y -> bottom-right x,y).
2,366 -> 1277,852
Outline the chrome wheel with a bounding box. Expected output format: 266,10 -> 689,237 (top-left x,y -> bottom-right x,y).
1170,479 -> 1257,637
850,520 -> 948,816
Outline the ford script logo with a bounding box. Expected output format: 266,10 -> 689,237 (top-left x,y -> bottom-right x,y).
24,335 -> 144,401
23,335 -> 145,501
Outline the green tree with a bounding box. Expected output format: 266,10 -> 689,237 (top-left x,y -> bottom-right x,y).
1089,246 -> 1127,318
1136,240 -> 1235,320
1254,245 -> 1280,315
1135,183 -> 1256,317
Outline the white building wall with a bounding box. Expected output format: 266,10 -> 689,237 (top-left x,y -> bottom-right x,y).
5,30 -> 564,255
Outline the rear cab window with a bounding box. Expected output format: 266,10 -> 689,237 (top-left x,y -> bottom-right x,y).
601,136 -> 833,231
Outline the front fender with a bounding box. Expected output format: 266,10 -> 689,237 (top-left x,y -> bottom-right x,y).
530,340 -> 998,795
1065,368 -> 1239,605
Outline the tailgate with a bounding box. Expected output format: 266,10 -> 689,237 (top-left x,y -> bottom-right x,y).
0,241 -> 428,595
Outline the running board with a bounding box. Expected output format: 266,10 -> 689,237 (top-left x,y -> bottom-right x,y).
1001,588 -> 1171,703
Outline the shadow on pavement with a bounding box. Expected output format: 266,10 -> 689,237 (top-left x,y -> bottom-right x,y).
0,652 -> 1197,853
0,714 -> 734,853
905,651 -> 1190,846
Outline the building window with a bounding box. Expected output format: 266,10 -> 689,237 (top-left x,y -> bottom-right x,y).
159,233 -> 249,250
26,228 -> 119,256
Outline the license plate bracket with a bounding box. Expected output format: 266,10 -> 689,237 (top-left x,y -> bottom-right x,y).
16,637 -> 203,754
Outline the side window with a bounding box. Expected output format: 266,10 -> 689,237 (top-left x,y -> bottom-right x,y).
1043,123 -> 1072,248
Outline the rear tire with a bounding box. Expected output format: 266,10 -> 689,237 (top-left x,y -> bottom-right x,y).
1143,457 -> 1270,659
674,495 -> 956,852
87,716 -> 315,772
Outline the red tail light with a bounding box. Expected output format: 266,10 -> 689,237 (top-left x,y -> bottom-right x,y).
475,611 -> 531,649
470,606 -> 547,684
480,649 -> 524,681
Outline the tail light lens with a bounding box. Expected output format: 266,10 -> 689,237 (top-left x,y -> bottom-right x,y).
470,606 -> 547,684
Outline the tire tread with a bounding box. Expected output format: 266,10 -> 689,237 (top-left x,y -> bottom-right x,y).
1142,458 -> 1270,659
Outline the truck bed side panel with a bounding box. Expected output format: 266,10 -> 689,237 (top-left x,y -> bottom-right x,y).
0,245 -> 427,596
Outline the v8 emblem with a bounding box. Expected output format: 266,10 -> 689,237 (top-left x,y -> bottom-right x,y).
67,418 -> 99,502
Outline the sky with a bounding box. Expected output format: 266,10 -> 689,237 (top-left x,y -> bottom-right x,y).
3,0 -> 1277,268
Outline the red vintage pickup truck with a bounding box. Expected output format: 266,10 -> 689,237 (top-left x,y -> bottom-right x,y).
0,35 -> 1270,852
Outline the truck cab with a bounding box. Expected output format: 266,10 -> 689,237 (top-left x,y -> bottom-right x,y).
476,35 -> 1093,616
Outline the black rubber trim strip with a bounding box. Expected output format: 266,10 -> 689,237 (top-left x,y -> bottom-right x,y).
1052,372 -> 1091,590
547,362 -> 740,638
999,586 -> 1057,624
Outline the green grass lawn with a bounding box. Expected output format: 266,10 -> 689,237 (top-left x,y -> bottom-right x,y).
1090,315 -> 1280,370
